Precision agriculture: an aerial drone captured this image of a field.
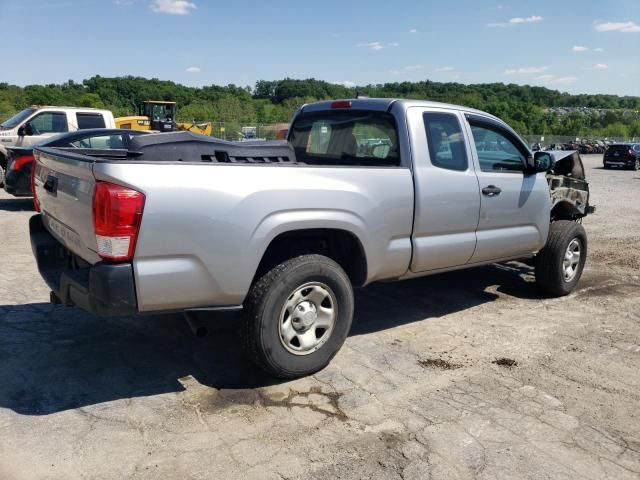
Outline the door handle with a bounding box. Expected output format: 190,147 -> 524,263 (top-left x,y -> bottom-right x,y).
482,185 -> 502,196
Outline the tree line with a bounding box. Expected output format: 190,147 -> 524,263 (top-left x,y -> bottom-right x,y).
1,76 -> 639,138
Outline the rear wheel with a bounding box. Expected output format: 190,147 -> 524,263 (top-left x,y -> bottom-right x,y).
535,221 -> 587,296
633,158 -> 639,171
0,165 -> 4,187
243,254 -> 354,379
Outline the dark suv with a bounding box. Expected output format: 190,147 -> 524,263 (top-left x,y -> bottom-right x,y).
603,143 -> 640,170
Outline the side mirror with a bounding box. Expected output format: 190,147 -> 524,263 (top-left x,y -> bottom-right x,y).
18,123 -> 34,136
533,151 -> 553,173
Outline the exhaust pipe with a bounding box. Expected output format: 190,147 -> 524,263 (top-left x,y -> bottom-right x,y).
184,312 -> 208,338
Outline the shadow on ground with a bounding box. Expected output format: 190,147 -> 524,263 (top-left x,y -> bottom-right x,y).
0,262 -> 541,416
0,198 -> 34,212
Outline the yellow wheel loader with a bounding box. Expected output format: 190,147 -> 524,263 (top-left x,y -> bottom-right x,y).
115,101 -> 212,136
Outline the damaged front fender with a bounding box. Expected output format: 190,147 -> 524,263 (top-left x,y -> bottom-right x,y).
545,150 -> 594,220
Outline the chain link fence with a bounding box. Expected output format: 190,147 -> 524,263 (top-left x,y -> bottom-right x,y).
3,111 -> 638,145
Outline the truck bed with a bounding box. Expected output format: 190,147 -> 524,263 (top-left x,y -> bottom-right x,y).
33,133 -> 415,313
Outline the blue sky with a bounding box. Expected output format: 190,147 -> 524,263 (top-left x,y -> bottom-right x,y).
1,0 -> 639,95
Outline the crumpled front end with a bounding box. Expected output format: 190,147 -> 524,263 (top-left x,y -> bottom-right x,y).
546,150 -> 594,220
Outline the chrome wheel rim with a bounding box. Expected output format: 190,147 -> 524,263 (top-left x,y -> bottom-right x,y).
563,238 -> 581,282
279,282 -> 337,356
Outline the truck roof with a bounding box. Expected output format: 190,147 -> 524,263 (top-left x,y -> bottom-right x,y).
29,105 -> 110,112
301,98 -> 499,120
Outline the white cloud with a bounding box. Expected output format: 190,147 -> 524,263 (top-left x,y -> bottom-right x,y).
332,81 -> 356,87
594,21 -> 640,33
185,66 -> 201,73
488,15 -> 543,27
510,15 -> 543,24
388,42 -> 400,47
572,45 -> 589,52
591,63 -> 609,70
357,41 -> 384,51
536,74 -> 577,85
504,66 -> 549,75
389,69 -> 402,75
150,0 -> 196,15
404,64 -> 422,70
594,47 -> 605,52
436,66 -> 455,72
409,28 -> 417,33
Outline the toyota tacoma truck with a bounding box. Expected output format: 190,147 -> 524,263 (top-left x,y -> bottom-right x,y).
29,98 -> 593,379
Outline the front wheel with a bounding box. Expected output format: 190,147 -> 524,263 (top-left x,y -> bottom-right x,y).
243,254 -> 354,379
535,221 -> 587,296
0,164 -> 5,187
633,158 -> 640,171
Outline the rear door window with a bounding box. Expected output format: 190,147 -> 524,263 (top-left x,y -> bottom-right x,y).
29,112 -> 68,134
423,112 -> 468,171
289,110 -> 400,166
76,113 -> 106,129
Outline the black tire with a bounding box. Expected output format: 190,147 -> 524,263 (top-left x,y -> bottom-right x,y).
0,164 -> 4,187
632,158 -> 639,171
535,220 -> 587,296
243,254 -> 354,379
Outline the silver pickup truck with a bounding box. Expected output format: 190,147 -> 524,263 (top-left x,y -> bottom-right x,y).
30,98 -> 593,378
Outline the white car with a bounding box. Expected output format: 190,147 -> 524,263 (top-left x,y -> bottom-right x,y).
0,106 -> 115,185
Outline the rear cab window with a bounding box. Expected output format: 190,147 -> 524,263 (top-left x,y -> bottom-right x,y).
76,113 -> 106,129
289,110 -> 400,167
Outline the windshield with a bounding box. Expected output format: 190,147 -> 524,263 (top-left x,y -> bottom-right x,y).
289,110 -> 400,166
0,107 -> 37,129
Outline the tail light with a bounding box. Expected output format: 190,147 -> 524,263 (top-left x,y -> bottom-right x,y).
331,100 -> 352,109
10,154 -> 34,171
629,149 -> 634,156
93,182 -> 145,262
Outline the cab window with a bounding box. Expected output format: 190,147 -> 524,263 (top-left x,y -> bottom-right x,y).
29,112 -> 68,134
289,110 -> 400,167
68,134 -> 125,149
423,112 -> 468,171
76,113 -> 106,129
470,125 -> 525,173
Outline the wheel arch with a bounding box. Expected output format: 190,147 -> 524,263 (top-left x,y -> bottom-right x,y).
252,227 -> 369,288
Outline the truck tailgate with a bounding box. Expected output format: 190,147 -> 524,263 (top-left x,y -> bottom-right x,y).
33,147 -> 101,264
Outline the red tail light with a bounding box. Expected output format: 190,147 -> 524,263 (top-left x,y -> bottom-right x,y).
331,100 -> 352,109
93,182 -> 145,262
10,154 -> 34,171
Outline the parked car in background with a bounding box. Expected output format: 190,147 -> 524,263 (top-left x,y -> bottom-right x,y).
3,129 -> 149,197
0,106 -> 116,186
29,98 -> 594,379
603,144 -> 640,170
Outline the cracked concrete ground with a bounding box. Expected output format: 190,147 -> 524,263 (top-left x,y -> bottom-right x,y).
1,154 -> 639,479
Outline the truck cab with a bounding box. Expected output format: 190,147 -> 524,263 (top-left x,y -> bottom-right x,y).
0,106 -> 115,184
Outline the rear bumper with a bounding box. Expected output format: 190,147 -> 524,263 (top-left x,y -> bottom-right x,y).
604,156 -> 636,167
29,214 -> 138,317
4,169 -> 31,197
